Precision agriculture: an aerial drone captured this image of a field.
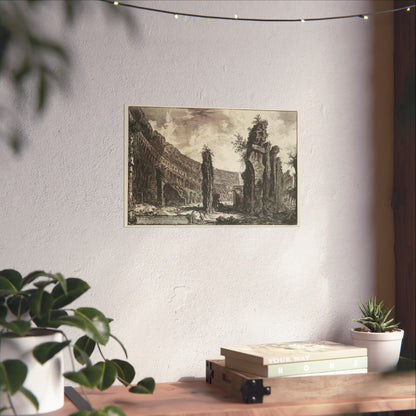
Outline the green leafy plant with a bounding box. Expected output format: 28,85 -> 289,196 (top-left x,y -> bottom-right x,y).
0,269 -> 155,416
353,296 -> 400,333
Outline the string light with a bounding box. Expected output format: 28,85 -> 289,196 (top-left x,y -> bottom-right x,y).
100,0 -> 415,23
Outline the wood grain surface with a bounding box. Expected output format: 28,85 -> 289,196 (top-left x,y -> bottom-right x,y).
49,367 -> 415,416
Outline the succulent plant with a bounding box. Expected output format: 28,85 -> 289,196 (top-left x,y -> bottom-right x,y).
353,296 -> 400,333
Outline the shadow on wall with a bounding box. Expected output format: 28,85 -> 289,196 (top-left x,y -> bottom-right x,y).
0,0 -> 136,154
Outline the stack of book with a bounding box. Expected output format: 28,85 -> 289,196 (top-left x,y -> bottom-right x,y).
220,341 -> 368,378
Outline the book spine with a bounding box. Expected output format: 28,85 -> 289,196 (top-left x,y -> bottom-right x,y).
267,356 -> 368,377
262,349 -> 368,365
285,368 -> 368,377
225,356 -> 368,377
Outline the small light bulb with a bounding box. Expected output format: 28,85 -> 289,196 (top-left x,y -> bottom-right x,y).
406,7 -> 411,12
174,14 -> 179,19
234,14 -> 238,19
363,15 -> 369,20
300,18 -> 305,23
113,1 -> 119,5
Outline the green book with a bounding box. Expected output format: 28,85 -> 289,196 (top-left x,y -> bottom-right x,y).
224,355 -> 368,377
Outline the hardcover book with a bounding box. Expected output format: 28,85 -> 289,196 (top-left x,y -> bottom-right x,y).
220,341 -> 367,366
224,355 -> 368,377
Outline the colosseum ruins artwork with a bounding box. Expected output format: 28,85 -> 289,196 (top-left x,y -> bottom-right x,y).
125,105 -> 298,226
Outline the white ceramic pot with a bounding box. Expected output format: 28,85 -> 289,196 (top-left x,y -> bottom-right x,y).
0,329 -> 64,415
351,328 -> 404,372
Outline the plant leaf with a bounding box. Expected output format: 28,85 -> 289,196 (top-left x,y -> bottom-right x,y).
29,290 -> 53,326
52,315 -> 89,333
94,361 -> 117,391
23,271 -> 68,294
46,309 -> 69,328
54,310 -> 109,345
383,306 -> 394,322
29,289 -> 53,317
0,276 -> 19,296
355,296 -> 400,332
0,304 -> 7,321
68,412 -> 91,416
51,273 -> 67,294
69,406 -> 127,416
74,308 -> 110,345
22,270 -> 50,287
33,340 -> 70,364
73,349 -> 93,368
7,295 -> 30,317
74,335 -> 96,365
19,386 -> 39,411
64,366 -> 102,389
0,269 -> 22,291
0,319 -> 31,336
128,377 -> 155,394
0,359 -> 27,395
33,280 -> 55,290
110,359 -> 135,386
51,278 -> 90,308
98,406 -> 127,416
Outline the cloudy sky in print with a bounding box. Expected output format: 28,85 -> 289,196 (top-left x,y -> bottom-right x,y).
140,106 -> 297,174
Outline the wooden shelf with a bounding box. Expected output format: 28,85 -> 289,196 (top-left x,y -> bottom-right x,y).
50,367 -> 415,416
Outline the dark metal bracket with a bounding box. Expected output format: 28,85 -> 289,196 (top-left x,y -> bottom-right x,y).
206,360 -> 214,383
64,386 -> 93,411
240,378 -> 271,403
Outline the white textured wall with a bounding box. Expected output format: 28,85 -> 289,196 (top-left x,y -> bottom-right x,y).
0,1 -> 394,382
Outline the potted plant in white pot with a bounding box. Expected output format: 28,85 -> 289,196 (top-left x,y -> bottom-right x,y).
0,269 -> 155,416
351,296 -> 404,372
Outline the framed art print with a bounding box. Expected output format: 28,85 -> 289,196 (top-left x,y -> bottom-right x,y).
126,106 -> 297,226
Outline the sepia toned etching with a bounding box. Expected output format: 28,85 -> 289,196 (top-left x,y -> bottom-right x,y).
126,106 -> 297,226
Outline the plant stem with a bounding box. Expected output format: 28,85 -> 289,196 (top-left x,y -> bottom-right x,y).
7,393 -> 17,416
97,343 -> 106,361
17,296 -> 22,320
61,332 -> 94,411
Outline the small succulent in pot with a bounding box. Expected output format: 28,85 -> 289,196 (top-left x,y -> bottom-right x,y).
353,296 -> 400,332
351,296 -> 404,372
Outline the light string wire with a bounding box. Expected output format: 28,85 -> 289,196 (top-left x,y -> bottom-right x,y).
100,0 -> 415,22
